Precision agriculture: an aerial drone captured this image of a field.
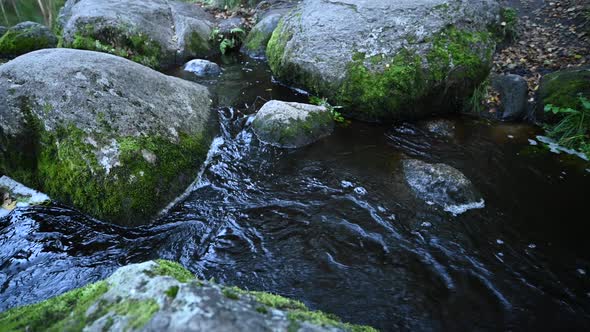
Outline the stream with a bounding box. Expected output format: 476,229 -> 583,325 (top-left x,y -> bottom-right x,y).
1,54 -> 590,331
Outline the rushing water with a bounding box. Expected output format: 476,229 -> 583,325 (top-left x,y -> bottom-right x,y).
1,54 -> 590,331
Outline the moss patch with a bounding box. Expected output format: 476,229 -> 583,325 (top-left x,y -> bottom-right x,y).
244,28 -> 270,53
337,27 -> 493,121
0,25 -> 56,57
150,260 -> 195,282
252,109 -> 333,147
0,281 -> 109,332
539,67 -> 590,110
66,23 -> 162,68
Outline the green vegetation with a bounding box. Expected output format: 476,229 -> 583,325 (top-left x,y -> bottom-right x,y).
165,286 -> 180,299
150,260 -> 196,283
337,27 -> 493,120
0,0 -> 64,27
310,96 -> 347,123
465,79 -> 490,114
0,281 -> 109,331
0,24 -> 55,56
544,96 -> 590,158
499,7 -> 518,41
67,24 -> 162,68
210,27 -> 246,54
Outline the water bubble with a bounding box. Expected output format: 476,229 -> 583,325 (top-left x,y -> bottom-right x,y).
496,239 -> 504,245
528,243 -> 536,249
377,206 -> 386,213
507,135 -> 514,139
388,214 -> 396,221
528,139 -> 538,146
577,269 -> 586,276
421,222 -> 432,228
498,252 -> 504,257
354,187 -> 368,195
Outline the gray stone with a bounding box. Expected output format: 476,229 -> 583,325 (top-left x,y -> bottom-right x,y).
0,49 -> 216,225
491,74 -> 528,121
0,260 -> 373,331
402,159 -> 484,215
252,100 -> 334,148
59,0 -> 216,69
184,59 -> 221,77
0,21 -> 58,57
267,0 -> 501,122
535,66 -> 590,122
241,12 -> 282,59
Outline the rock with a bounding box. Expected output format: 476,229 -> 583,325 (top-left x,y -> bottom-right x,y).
267,0 -> 501,122
0,21 -> 58,58
59,0 -> 216,69
0,176 -> 50,218
0,260 -> 376,331
241,12 -> 282,59
536,66 -> 590,122
252,100 -> 334,148
491,74 -> 528,121
0,49 -> 216,225
184,59 -> 221,77
402,159 -> 484,215
423,119 -> 456,138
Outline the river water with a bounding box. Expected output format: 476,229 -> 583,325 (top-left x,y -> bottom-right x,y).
1,54 -> 590,331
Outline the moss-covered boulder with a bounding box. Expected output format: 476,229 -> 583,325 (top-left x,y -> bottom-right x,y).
0,49 -> 216,225
537,66 -> 590,118
267,0 -> 502,122
0,260 -> 376,332
252,100 -> 334,148
241,12 -> 283,59
58,0 -> 216,69
0,21 -> 58,58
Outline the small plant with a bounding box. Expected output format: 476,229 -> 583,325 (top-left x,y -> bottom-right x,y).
499,7 -> 518,41
544,95 -> 590,157
210,27 -> 245,54
310,96 -> 347,123
465,80 -> 490,114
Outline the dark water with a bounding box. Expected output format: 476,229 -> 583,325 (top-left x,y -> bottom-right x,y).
2,54 -> 590,331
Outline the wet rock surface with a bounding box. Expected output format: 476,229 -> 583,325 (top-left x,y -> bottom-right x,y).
252,100 -> 334,148
184,59 -> 221,77
402,159 -> 484,215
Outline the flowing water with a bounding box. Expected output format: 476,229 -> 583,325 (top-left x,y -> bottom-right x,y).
1,54 -> 590,331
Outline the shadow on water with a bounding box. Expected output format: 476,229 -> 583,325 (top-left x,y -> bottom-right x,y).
1,54 -> 590,331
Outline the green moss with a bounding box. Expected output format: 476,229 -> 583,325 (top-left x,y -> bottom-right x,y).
336,27 -> 494,121
0,25 -> 55,57
165,286 -> 180,299
150,260 -> 195,282
253,109 -> 333,147
187,31 -> 211,55
244,28 -> 270,52
66,24 -> 161,68
266,19 -> 292,79
222,288 -> 241,300
0,281 -> 109,332
540,68 -> 590,110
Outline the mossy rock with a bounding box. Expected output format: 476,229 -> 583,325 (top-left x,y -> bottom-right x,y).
0,260 -> 377,332
241,12 -> 282,59
0,49 -> 216,225
537,66 -> 590,114
59,0 -> 216,69
0,21 -> 57,58
252,100 -> 334,148
266,0 -> 501,122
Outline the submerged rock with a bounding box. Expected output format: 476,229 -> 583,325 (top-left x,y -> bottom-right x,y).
59,0 -> 216,69
423,119 -> 456,138
0,49 -> 216,225
402,159 -> 484,215
0,176 -> 50,218
0,260 -> 376,332
267,0 -> 501,122
491,74 -> 528,121
184,59 -> 221,77
252,100 -> 334,148
0,21 -> 58,58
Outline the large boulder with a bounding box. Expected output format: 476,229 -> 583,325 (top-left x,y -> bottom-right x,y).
252,100 -> 334,148
267,0 -> 502,122
536,66 -> 590,121
59,0 -> 216,69
0,260 -> 376,332
0,21 -> 58,58
402,159 -> 484,215
491,73 -> 528,121
0,49 -> 216,225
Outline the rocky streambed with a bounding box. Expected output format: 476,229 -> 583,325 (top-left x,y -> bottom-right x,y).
1,0 -> 590,331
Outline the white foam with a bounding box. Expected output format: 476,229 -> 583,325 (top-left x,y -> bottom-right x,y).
536,136 -> 589,161
444,199 -> 485,216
